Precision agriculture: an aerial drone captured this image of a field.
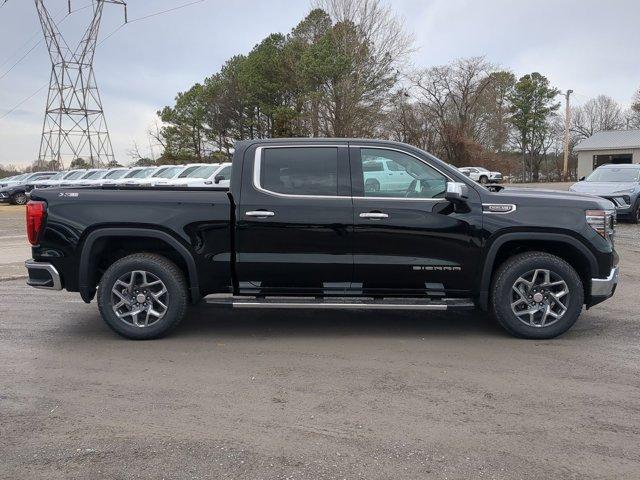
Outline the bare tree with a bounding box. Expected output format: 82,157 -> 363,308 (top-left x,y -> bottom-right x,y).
571,95 -> 626,140
627,87 -> 640,129
412,57 -> 496,165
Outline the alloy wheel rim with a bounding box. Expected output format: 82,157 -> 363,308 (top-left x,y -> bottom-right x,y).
111,270 -> 168,327
510,268 -> 569,328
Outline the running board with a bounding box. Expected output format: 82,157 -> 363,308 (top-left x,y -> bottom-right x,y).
204,296 -> 475,310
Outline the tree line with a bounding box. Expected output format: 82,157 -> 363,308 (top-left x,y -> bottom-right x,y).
8,0 -> 640,180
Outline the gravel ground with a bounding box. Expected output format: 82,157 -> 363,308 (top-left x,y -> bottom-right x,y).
1,201 -> 639,479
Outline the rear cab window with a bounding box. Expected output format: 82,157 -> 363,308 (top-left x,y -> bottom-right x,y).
259,147 -> 340,197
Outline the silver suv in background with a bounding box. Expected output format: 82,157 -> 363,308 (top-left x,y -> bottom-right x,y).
569,164 -> 640,223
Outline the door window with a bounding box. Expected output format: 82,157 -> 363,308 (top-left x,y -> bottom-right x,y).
359,148 -> 447,199
260,147 -> 339,196
216,165 -> 232,180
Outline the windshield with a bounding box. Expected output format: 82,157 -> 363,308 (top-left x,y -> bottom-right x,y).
137,168 -> 157,178
178,165 -> 206,178
586,167 -> 640,182
47,172 -> 66,180
155,166 -> 183,179
124,168 -> 150,179
103,169 -> 128,179
150,167 -> 170,178
82,170 -> 107,180
10,174 -> 28,181
64,171 -> 85,180
188,165 -> 218,179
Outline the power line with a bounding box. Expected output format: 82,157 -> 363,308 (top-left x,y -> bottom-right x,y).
0,3 -> 93,81
98,0 -> 207,45
1,0 -> 208,123
0,83 -> 46,120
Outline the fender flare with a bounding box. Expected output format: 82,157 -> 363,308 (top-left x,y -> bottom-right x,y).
78,227 -> 201,304
478,232 -> 598,310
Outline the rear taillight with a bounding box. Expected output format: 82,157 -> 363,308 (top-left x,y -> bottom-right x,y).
26,200 -> 46,245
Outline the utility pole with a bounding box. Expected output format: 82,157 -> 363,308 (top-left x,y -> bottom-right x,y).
563,89 -> 573,181
34,0 -> 127,169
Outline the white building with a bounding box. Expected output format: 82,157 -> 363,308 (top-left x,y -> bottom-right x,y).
575,130 -> 640,179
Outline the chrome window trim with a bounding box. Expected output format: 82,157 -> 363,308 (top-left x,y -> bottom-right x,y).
254,144 -> 453,203
482,203 -> 517,214
253,145 -> 348,200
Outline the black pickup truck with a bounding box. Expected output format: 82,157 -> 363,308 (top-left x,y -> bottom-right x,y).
25,139 -> 619,340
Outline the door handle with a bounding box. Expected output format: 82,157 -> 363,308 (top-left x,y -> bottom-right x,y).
245,210 -> 275,218
359,212 -> 389,219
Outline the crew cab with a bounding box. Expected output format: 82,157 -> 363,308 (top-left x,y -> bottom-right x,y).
25,139 -> 619,340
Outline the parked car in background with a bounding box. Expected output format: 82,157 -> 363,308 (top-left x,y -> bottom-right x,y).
0,173 -> 26,188
96,168 -> 131,185
362,156 -> 414,193
149,164 -> 209,186
118,167 -> 162,185
0,171 -> 57,205
57,169 -> 105,187
45,169 -> 87,187
458,167 -> 502,184
569,164 -> 640,223
132,165 -> 188,186
191,163 -> 232,188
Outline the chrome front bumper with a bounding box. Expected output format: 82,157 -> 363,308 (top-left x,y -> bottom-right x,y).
591,265 -> 619,297
25,259 -> 62,290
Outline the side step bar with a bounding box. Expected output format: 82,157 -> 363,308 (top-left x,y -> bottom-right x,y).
204,296 -> 475,310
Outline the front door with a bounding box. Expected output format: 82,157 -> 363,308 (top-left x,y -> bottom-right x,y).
235,143 -> 353,294
350,145 -> 482,297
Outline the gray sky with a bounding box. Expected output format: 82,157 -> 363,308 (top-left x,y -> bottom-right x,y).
0,0 -> 638,168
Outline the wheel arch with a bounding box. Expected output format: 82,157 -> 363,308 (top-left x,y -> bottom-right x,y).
478,232 -> 598,310
78,227 -> 201,304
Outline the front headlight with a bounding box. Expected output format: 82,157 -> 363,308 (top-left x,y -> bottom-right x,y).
586,209 -> 616,241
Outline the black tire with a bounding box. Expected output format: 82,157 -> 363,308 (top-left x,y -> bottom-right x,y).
491,252 -> 584,339
97,253 -> 188,340
365,179 -> 380,193
479,175 -> 488,184
11,191 -> 28,205
630,201 -> 640,224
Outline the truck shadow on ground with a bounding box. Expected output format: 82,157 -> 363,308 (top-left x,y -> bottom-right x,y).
168,305 -> 508,339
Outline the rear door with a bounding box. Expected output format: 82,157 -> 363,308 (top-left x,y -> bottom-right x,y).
235,143 -> 353,294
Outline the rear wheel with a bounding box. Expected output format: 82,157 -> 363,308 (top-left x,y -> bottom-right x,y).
97,253 -> 188,340
11,192 -> 28,205
365,179 -> 380,193
491,252 -> 584,339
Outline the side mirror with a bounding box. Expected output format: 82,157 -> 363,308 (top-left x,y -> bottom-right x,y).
214,174 -> 225,184
445,182 -> 469,202
462,170 -> 470,177
579,176 -> 585,181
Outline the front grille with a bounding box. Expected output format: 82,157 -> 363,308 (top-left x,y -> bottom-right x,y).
603,196 -> 630,208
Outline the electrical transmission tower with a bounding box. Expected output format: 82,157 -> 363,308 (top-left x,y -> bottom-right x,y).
35,0 -> 127,169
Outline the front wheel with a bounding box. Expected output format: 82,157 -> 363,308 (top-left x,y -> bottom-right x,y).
491,252 -> 584,339
97,253 -> 188,340
479,175 -> 488,184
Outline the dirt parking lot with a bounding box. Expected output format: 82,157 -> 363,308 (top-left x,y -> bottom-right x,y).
1,198 -> 639,479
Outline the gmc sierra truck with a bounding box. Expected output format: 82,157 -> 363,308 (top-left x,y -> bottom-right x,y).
24,139 -> 619,340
